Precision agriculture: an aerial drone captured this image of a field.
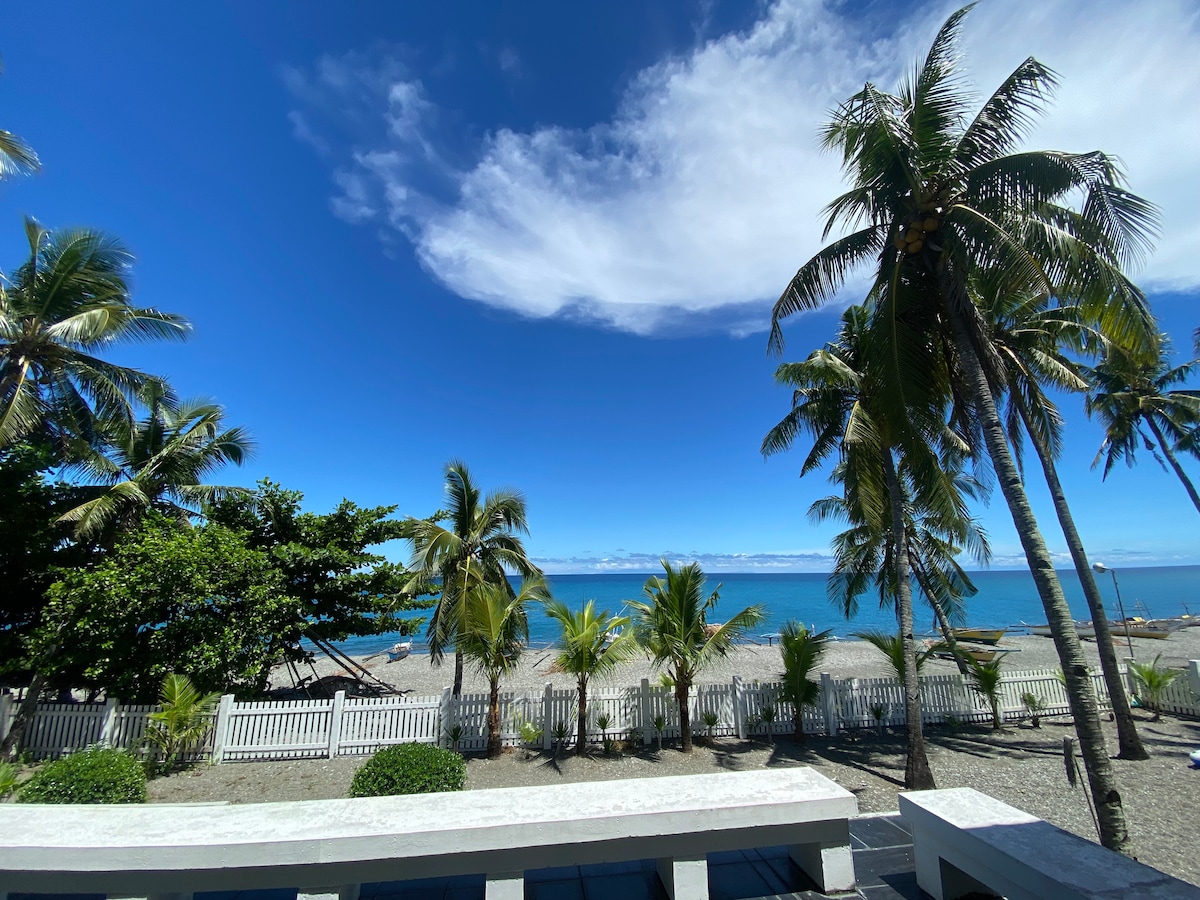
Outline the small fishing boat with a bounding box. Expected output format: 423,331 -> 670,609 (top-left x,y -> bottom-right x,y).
952,627 -> 1007,645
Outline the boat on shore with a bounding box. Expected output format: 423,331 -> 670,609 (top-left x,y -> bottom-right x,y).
933,644 -> 1014,664
1026,620 -> 1179,640
952,627 -> 1007,645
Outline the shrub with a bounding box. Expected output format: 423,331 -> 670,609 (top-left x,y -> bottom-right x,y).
349,743 -> 466,798
18,747 -> 146,804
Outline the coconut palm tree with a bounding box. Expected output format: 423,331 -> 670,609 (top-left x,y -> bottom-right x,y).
401,461 -> 542,696
1128,654 -> 1183,721
457,576 -> 548,759
967,658 -> 1005,730
628,559 -> 764,752
766,6 -> 1156,850
143,672 -> 221,774
764,303 -> 979,787
777,621 -> 832,741
1085,339 -> 1200,514
0,219 -> 188,451
978,278 -> 1147,759
58,382 -> 252,542
543,599 -> 638,755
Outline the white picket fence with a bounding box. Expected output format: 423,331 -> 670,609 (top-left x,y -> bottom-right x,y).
3,661 -> 1197,762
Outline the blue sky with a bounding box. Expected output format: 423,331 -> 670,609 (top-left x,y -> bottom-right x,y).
4,0 -> 1199,573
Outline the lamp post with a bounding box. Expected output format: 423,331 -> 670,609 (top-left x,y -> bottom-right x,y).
1092,562 -> 1134,658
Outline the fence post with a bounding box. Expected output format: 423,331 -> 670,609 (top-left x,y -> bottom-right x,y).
535,683 -> 551,751
1188,661 -> 1200,705
211,694 -> 235,764
820,673 -> 838,737
640,678 -> 653,746
731,676 -> 746,739
0,693 -> 11,743
439,687 -> 453,748
1123,657 -> 1138,704
327,691 -> 346,759
99,697 -> 119,747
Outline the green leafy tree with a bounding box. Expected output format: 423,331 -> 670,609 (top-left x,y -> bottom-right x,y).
766,6 -> 1154,850
457,577 -> 549,759
207,479 -> 433,648
1086,339 -> 1200,514
0,219 -> 187,450
0,443 -> 87,678
543,600 -> 638,755
60,382 -> 251,542
629,559 -> 764,752
144,673 -> 221,773
777,621 -> 831,741
401,460 -> 541,696
36,513 -> 296,702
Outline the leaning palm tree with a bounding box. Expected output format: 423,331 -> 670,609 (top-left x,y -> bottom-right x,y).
767,6 -> 1156,850
401,461 -> 542,696
457,576 -> 548,759
777,621 -> 832,741
628,559 -> 764,752
0,219 -> 188,450
544,599 -> 638,755
1085,339 -> 1200,514
979,277 -> 1147,759
59,383 -> 252,542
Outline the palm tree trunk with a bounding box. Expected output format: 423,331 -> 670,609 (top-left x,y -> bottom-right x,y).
1017,399 -> 1147,760
575,679 -> 588,756
676,680 -> 692,753
951,314 -> 1129,853
487,676 -> 501,759
882,449 -> 935,790
1146,417 -> 1200,514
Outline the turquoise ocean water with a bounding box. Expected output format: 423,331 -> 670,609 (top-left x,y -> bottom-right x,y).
333,565 -> 1200,657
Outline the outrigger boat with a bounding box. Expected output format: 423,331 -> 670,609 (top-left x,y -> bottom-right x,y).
386,639 -> 414,662
1026,620 -> 1179,640
951,627 -> 1007,645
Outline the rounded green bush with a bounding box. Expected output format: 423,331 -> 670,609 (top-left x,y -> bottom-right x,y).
18,746 -> 146,804
349,742 -> 466,797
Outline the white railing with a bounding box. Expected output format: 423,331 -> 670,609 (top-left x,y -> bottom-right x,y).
3,660 -> 1197,762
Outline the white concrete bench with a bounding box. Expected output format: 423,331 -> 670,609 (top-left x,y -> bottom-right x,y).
0,767 -> 857,900
899,787 -> 1200,900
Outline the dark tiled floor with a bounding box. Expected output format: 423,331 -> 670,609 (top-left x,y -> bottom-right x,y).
355,813 -> 924,900
12,815 -> 927,900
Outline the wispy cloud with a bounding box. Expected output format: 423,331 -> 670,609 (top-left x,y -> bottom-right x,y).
531,549 -> 839,575
286,0 -> 1200,335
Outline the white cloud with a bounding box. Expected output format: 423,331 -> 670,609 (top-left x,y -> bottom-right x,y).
287,0 -> 1200,335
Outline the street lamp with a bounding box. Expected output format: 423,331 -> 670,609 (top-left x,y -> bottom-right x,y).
1092,562 -> 1134,658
